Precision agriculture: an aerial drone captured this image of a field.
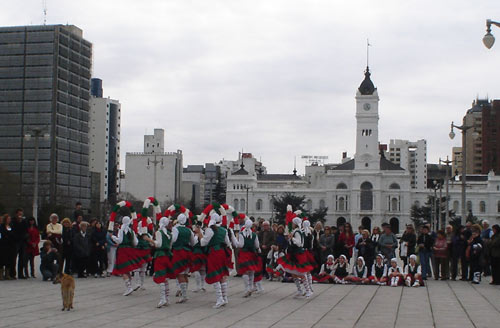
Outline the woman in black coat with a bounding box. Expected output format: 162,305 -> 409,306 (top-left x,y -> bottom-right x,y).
90,222 -> 108,278
61,218 -> 73,274
0,214 -> 17,280
73,222 -> 91,278
400,224 -> 417,267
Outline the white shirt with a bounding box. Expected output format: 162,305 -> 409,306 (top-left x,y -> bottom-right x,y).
231,230 -> 260,250
112,228 -> 138,246
200,227 -> 231,247
171,225 -> 195,246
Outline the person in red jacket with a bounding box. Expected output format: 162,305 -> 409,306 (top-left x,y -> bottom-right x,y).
25,217 -> 40,278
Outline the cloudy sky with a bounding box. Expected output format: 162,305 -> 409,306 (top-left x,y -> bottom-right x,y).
3,0 -> 500,174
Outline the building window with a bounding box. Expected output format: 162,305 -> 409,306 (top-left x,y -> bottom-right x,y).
306,199 -> 312,211
338,197 -> 345,211
389,183 -> 400,189
467,201 -> 472,212
498,200 -> 500,213
336,182 -> 347,189
390,217 -> 400,234
391,197 -> 398,212
240,199 -> 246,212
453,200 -> 459,213
360,181 -> 373,211
479,201 -> 486,213
319,199 -> 325,209
233,199 -> 239,210
256,199 -> 263,211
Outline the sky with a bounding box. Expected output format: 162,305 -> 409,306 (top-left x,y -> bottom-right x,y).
2,0 -> 500,174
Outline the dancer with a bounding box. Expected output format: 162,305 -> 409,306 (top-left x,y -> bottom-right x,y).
302,220 -> 316,292
171,213 -> 195,303
404,254 -> 423,287
332,254 -> 349,284
277,216 -> 314,298
368,254 -> 388,285
197,213 -> 232,308
190,222 -> 207,293
132,214 -> 154,291
151,217 -> 174,307
266,246 -> 285,281
313,255 -> 335,283
230,218 -> 260,297
112,217 -> 142,296
347,256 -> 369,284
387,258 -> 404,286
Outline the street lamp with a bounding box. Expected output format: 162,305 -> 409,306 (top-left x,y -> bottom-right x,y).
483,19 -> 500,49
432,180 -> 441,232
439,156 -> 452,229
449,120 -> 478,224
24,128 -> 50,225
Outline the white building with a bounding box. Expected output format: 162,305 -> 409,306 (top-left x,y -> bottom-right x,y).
225,67 -> 500,232
388,139 -> 427,190
89,89 -> 121,202
124,129 -> 182,204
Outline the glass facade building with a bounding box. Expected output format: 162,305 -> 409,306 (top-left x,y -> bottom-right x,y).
0,24 -> 92,211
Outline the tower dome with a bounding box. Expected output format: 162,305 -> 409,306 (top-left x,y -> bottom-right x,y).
358,67 -> 376,95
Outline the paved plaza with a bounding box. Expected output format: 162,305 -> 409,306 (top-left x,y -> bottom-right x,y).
1,274 -> 500,328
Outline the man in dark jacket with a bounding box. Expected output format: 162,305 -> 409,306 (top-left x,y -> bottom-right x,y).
258,220 -> 275,278
73,221 -> 90,278
417,225 -> 434,280
12,208 -> 28,279
356,229 -> 375,270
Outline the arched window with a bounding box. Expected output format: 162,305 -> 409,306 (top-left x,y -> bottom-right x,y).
256,199 -> 263,211
240,199 -> 246,212
391,197 -> 399,212
361,217 -> 371,231
389,183 -> 400,189
336,182 -> 347,189
337,217 -> 346,227
306,199 -> 313,211
390,217 -> 400,234
467,201 -> 472,212
453,200 -> 459,213
234,199 -> 239,210
479,201 -> 486,213
338,197 -> 345,211
498,200 -> 500,213
319,199 -> 326,209
270,199 -> 275,212
360,181 -> 373,211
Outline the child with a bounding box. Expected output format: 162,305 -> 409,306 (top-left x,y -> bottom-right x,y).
266,245 -> 284,281
332,254 -> 349,284
404,254 -> 423,287
347,256 -> 368,284
387,258 -> 403,287
314,255 -> 335,283
369,254 -> 388,285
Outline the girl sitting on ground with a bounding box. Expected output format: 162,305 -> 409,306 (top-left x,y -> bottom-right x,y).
369,254 -> 388,285
313,255 -> 335,283
387,258 -> 404,287
347,256 -> 369,284
332,254 -> 349,284
404,254 -> 423,287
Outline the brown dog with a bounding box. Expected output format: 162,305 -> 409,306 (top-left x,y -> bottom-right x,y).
54,273 -> 75,311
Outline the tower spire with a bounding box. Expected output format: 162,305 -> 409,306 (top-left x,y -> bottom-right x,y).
366,38 -> 371,68
293,156 -> 297,176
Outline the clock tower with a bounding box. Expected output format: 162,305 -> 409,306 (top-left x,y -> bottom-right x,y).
354,67 -> 380,170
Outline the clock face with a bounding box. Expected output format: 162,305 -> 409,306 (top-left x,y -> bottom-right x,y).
363,103 -> 371,111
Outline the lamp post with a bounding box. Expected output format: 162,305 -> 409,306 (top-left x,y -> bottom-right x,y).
24,128 -> 50,225
439,156 -> 452,228
483,19 -> 500,49
243,185 -> 252,215
147,155 -> 163,200
449,120 -> 478,224
432,180 -> 440,232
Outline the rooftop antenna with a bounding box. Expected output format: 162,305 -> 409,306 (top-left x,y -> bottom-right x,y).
293,156 -> 297,175
366,38 -> 371,67
43,0 -> 47,25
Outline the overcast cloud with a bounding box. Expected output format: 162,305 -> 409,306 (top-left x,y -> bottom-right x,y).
3,0 -> 500,174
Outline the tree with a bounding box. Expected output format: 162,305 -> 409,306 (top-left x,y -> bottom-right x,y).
308,207 -> 328,225
272,193 -> 306,225
410,196 -> 433,230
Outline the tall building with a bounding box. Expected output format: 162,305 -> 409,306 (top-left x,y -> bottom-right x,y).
388,139 -> 427,190
452,147 -> 463,176
0,25 -> 92,215
89,78 -> 121,206
464,99 -> 488,174
481,100 -> 500,174
124,129 -> 182,203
